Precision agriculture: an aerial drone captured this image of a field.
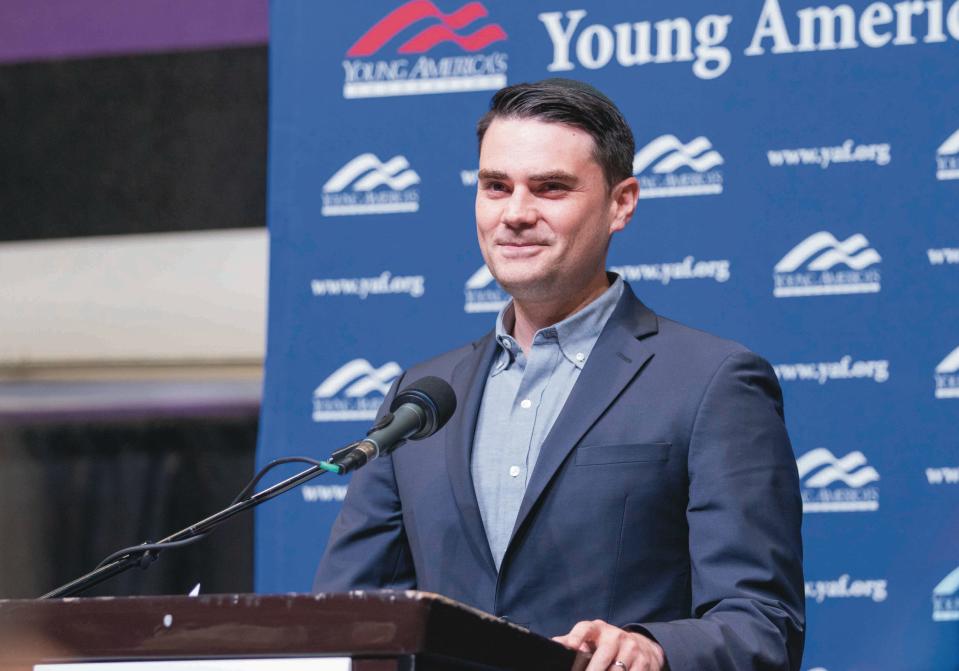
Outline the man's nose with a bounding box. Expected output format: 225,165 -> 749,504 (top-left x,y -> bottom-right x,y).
501,189 -> 538,228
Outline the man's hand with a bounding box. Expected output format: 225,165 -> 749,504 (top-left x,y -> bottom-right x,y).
553,619 -> 666,671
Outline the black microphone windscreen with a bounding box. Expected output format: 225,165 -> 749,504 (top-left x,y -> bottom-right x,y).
390,376 -> 457,439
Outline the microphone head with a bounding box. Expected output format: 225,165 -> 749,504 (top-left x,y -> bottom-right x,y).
390,376 -> 457,440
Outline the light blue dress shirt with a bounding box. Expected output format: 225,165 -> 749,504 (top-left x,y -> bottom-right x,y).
471,275 -> 625,569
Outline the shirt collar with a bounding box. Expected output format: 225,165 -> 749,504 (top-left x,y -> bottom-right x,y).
491,303 -> 519,375
491,274 -> 624,373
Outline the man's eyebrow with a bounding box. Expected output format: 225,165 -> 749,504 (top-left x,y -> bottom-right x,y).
528,171 -> 578,183
477,169 -> 580,184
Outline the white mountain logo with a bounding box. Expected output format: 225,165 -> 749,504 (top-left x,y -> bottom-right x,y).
797,448 -> 880,513
936,128 -> 959,181
465,265 -> 496,289
775,232 -> 881,272
933,565 -> 959,621
934,345 -> 959,399
321,153 -> 421,216
312,358 -> 402,421
798,448 -> 880,488
323,154 -> 421,193
633,135 -> 724,199
773,231 -> 881,297
463,264 -> 509,314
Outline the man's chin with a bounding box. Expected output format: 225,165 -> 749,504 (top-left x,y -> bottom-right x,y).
491,272 -> 559,302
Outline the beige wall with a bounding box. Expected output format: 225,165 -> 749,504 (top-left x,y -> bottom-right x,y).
0,228 -> 267,372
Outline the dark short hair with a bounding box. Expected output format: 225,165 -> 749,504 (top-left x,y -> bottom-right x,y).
476,78 -> 635,190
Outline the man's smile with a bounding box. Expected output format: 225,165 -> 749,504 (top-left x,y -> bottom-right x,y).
495,241 -> 548,258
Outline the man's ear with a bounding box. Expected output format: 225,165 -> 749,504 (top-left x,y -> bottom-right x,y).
608,176 -> 639,234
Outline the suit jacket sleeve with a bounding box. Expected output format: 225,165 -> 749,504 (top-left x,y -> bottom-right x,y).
637,351 -> 805,671
313,373 -> 417,593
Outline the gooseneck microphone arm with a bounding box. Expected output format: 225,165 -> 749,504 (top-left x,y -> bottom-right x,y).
40,376 -> 457,600
40,457 -> 341,599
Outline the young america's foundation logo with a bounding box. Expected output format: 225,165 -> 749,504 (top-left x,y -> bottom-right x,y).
313,359 -> 402,422
464,265 -> 509,313
932,565 -> 959,621
322,153 -> 420,216
773,231 -> 881,297
797,448 -> 880,513
633,135 -> 724,199
934,345 -> 959,399
936,129 -> 959,181
342,0 -> 508,99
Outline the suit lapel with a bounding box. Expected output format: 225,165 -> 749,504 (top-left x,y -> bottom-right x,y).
507,288 -> 659,550
445,331 -> 498,576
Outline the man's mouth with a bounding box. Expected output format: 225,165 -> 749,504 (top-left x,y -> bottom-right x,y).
496,240 -> 547,247
496,241 -> 546,257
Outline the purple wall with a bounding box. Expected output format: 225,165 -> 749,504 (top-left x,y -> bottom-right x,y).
0,0 -> 267,64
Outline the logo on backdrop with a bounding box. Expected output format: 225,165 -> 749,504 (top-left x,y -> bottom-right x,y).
933,566 -> 959,621
936,129 -> 959,181
773,356 -> 889,384
797,447 -> 880,513
610,258 -> 730,285
633,135 -> 724,198
934,345 -> 959,399
773,231 -> 881,297
313,359 -> 402,422
311,271 -> 425,299
342,0 -> 508,99
805,575 -> 888,603
767,139 -> 891,169
322,153 -> 420,216
464,265 -> 509,313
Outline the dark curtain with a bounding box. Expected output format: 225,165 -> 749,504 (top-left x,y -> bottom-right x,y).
0,414 -> 256,598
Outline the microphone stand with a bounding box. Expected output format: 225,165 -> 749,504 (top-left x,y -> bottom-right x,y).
41,460 -> 338,599
41,375 -> 454,600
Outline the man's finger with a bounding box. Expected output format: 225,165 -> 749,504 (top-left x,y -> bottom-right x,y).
559,620 -> 601,652
583,621 -> 626,671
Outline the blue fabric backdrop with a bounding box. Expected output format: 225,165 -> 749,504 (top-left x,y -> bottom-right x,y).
258,2 -> 959,668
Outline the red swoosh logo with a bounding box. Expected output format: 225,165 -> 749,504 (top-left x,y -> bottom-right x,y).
399,23 -> 507,54
347,0 -> 505,57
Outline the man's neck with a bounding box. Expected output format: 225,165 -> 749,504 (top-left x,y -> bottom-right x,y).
510,274 -> 612,353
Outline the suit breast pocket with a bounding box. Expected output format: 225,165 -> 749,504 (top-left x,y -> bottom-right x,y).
574,442 -> 671,466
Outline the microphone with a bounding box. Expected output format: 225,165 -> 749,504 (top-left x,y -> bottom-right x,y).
331,376 -> 456,474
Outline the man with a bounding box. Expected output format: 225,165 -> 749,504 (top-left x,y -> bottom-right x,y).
315,79 -> 804,671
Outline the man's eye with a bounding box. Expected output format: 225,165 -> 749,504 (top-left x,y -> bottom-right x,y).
541,182 -> 568,192
484,182 -> 508,192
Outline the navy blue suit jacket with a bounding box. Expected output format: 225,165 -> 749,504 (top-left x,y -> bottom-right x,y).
315,284 -> 804,671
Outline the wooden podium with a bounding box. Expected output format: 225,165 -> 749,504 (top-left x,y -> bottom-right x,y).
0,591 -> 585,670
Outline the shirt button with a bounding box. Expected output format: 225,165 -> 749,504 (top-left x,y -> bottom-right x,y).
520,399 -> 532,409
575,352 -> 585,362
509,466 -> 521,477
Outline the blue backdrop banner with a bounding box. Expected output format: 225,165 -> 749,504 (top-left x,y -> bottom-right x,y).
259,2 -> 959,669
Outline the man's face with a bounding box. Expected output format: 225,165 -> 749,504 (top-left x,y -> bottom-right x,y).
475,117 -> 635,304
